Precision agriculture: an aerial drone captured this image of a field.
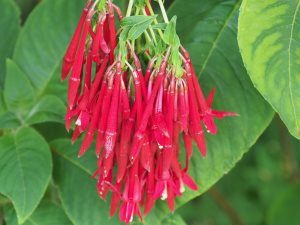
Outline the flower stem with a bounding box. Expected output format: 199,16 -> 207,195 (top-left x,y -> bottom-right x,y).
157,0 -> 169,23
145,1 -> 164,39
126,0 -> 135,17
142,9 -> 158,45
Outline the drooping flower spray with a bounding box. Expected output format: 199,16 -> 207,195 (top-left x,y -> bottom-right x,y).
61,0 -> 237,223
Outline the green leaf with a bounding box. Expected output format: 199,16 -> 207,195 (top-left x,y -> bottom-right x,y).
161,214 -> 188,225
25,95 -> 66,125
0,127 -> 52,223
3,60 -> 65,125
51,139 -> 121,225
33,122 -> 69,142
0,112 -> 21,129
127,16 -> 157,40
121,15 -> 156,27
152,23 -> 167,30
141,0 -> 274,221
4,59 -> 35,115
238,0 -> 300,139
14,0 -> 38,21
4,201 -> 73,225
267,185 -> 300,225
4,0 -> 84,124
0,0 -> 20,88
0,91 -> 6,114
121,15 -> 157,41
163,16 -> 180,47
13,0 -> 85,95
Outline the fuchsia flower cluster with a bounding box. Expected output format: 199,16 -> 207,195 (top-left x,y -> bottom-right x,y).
62,0 -> 236,223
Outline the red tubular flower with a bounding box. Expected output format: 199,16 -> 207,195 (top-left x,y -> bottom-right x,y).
61,0 -> 92,80
61,1 -> 237,223
108,1 -> 117,63
92,14 -> 110,63
104,61 -> 122,159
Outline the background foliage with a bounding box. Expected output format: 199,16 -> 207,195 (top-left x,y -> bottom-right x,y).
0,0 -> 299,225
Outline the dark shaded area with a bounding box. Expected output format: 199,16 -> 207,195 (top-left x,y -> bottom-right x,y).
14,0 -> 40,23
177,117 -> 300,225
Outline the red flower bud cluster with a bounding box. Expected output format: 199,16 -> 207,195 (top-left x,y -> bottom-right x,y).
61,0 -> 237,223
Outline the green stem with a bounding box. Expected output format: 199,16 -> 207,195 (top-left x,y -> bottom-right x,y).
144,30 -> 153,44
126,0 -> 135,17
141,9 -> 158,45
145,1 -> 164,39
157,0 -> 169,23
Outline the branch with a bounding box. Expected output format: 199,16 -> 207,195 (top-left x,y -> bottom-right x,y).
209,187 -> 244,225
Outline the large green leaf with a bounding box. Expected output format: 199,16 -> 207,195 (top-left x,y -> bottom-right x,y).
161,214 -> 188,225
24,95 -> 66,125
4,0 -> 84,125
141,0 -> 274,220
12,0 -> 84,96
1,60 -> 65,126
4,202 -> 72,225
0,127 -> 52,223
238,0 -> 300,139
0,0 -> 20,88
4,59 -> 35,115
0,112 -> 21,129
51,139 -> 121,225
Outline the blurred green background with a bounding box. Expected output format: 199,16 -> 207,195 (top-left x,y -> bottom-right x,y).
175,116 -> 300,225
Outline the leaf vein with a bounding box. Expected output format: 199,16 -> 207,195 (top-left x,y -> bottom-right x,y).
199,0 -> 241,76
288,0 -> 300,131
51,148 -> 92,176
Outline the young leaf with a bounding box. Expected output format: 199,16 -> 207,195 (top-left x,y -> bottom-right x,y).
0,127 -> 52,224
127,18 -> 156,40
121,15 -> 156,27
238,0 -> 300,139
152,23 -> 168,30
163,16 -> 180,47
121,15 -> 157,41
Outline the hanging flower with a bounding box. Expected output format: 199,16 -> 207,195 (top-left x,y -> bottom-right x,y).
61,0 -> 237,223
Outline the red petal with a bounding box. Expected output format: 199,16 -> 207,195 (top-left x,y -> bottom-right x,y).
203,115 -> 217,135
166,187 -> 175,213
211,110 -> 239,119
153,181 -> 164,199
194,130 -> 207,157
182,173 -> 198,191
71,126 -> 81,143
78,131 -> 94,157
206,88 -> 216,108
